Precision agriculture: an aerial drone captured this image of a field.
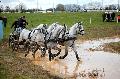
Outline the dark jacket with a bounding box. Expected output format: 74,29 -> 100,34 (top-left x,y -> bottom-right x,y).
18,18 -> 28,29
3,16 -> 7,27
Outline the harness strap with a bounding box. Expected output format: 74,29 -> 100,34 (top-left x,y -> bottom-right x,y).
28,31 -> 32,39
80,30 -> 84,32
64,37 -> 77,41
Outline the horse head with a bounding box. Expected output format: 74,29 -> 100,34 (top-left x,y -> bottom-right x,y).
68,22 -> 84,38
77,21 -> 85,35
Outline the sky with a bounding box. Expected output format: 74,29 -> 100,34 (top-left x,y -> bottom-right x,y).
0,0 -> 119,10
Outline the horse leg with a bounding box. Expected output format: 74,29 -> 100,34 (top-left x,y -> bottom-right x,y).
40,47 -> 46,57
8,36 -> 11,47
32,44 -> 39,59
53,46 -> 61,57
71,45 -> 80,61
48,48 -> 52,61
25,43 -> 30,57
59,46 -> 68,59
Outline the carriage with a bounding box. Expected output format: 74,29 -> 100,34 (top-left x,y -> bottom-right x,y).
9,27 -> 22,51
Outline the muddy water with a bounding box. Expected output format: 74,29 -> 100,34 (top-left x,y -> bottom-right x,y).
25,37 -> 120,79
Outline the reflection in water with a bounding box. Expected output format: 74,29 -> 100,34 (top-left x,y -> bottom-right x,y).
73,61 -> 82,79
24,37 -> 120,79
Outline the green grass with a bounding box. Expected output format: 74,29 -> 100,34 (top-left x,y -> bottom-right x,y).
0,12 -> 120,39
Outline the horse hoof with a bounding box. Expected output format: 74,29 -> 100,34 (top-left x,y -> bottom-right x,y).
49,58 -> 51,61
77,59 -> 80,61
53,54 -> 56,57
59,56 -> 63,59
25,54 -> 27,57
41,54 -> 45,57
51,56 -> 54,60
77,58 -> 80,61
32,54 -> 35,59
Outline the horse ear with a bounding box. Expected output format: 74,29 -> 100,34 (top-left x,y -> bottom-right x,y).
43,24 -> 45,27
33,30 -> 35,33
63,24 -> 66,26
78,21 -> 82,25
63,24 -> 66,29
55,22 -> 59,24
80,21 -> 83,24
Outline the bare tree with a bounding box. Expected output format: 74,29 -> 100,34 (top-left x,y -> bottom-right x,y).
19,3 -> 26,12
5,6 -> 10,12
15,3 -> 26,13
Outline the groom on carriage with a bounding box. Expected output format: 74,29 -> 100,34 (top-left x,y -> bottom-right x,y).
9,16 -> 28,47
11,16 -> 28,35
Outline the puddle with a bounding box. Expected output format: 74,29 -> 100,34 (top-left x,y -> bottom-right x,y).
25,37 -> 120,79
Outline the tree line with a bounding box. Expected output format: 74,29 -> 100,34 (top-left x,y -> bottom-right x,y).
0,2 -> 119,13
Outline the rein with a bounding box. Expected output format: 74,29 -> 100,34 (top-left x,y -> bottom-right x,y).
80,30 -> 84,32
28,30 -> 33,39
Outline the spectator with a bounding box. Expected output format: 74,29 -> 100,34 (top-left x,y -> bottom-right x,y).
111,12 -> 115,21
2,16 -> 7,28
106,13 -> 110,22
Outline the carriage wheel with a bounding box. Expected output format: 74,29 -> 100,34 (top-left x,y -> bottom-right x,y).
11,40 -> 19,52
11,42 -> 15,52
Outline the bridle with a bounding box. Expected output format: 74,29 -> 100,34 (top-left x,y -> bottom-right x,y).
78,22 -> 84,34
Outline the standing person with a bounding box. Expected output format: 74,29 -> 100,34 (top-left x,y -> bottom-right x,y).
18,16 -> 28,29
3,16 -> 7,28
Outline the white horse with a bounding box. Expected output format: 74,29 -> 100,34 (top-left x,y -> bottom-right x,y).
45,23 -> 68,61
28,24 -> 48,58
46,23 -> 66,41
24,22 -> 65,59
48,22 -> 84,61
18,24 -> 47,57
46,22 -> 59,40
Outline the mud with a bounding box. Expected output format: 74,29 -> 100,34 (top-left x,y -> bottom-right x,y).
22,37 -> 120,79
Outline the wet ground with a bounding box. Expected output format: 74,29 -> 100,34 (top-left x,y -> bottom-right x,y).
20,37 -> 120,79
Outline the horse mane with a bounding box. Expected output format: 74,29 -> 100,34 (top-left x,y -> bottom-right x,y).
36,24 -> 44,29
47,22 -> 58,32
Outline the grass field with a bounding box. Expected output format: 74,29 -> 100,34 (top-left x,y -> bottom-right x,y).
0,12 -> 120,40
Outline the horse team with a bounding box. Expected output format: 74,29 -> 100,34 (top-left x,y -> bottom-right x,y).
9,22 -> 85,61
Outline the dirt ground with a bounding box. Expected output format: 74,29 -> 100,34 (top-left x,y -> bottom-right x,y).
0,40 -> 62,79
